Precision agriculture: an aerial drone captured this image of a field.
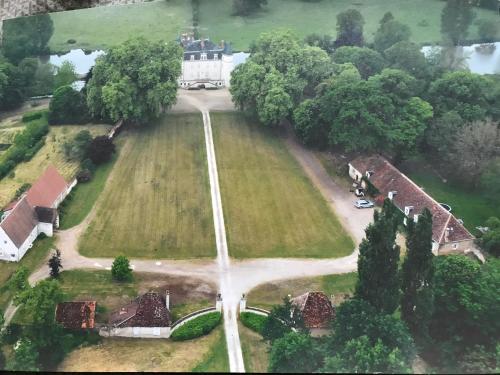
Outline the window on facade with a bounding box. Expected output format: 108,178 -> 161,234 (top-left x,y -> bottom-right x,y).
452,243 -> 458,249
214,54 -> 218,60
190,55 -> 195,61
201,53 -> 207,61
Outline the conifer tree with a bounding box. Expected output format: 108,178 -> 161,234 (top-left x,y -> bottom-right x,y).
48,249 -> 62,279
355,199 -> 401,314
401,208 -> 434,341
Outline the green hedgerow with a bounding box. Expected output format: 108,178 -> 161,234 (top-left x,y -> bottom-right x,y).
170,312 -> 221,341
240,312 -> 267,335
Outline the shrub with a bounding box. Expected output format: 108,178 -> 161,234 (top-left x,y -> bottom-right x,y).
240,312 -> 267,334
22,110 -> 46,123
171,312 -> 222,341
111,256 -> 132,282
2,323 -> 23,345
87,136 -> 115,165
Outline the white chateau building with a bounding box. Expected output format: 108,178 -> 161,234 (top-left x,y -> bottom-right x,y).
178,34 -> 234,89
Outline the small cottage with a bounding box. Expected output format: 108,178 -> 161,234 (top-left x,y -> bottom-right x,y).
291,291 -> 335,337
102,291 -> 172,338
0,166 -> 76,262
55,301 -> 97,330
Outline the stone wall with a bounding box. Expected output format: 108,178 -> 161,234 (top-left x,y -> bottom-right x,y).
0,0 -> 148,41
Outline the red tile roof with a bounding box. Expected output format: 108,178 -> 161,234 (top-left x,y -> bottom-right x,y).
291,291 -> 334,329
56,301 -> 96,330
0,197 -> 37,248
349,155 -> 474,244
26,166 -> 68,208
110,292 -> 171,328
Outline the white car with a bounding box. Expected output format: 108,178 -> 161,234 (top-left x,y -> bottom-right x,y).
354,199 -> 374,209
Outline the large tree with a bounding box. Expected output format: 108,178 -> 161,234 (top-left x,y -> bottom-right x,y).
53,61 -> 78,91
450,120 -> 500,186
268,332 -> 323,373
373,18 -> 411,52
355,200 -> 401,314
49,85 -> 90,125
86,37 -> 182,124
384,41 -> 431,81
335,9 -> 365,47
441,0 -> 476,46
262,296 -> 306,342
332,46 -> 386,79
428,71 -> 490,122
230,30 -> 330,126
401,209 -> 435,342
2,15 -> 54,64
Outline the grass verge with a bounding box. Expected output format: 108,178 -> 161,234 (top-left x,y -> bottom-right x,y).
192,326 -> 230,372
239,322 -> 269,373
247,272 -> 357,311
212,112 -> 353,258
58,153 -> 117,229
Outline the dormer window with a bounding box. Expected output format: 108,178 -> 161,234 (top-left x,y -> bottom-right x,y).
404,206 -> 414,216
201,53 -> 207,61
365,171 -> 374,178
388,191 -> 397,200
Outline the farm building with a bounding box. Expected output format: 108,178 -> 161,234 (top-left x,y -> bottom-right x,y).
178,33 -> 234,89
102,291 -> 172,338
0,166 -> 76,262
291,291 -> 335,337
348,155 -> 475,255
56,301 -> 97,330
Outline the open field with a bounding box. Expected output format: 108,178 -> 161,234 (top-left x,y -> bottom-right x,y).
239,323 -> 269,373
48,0 -> 191,52
12,270 -> 217,325
43,0 -> 500,53
402,161 -> 500,231
212,112 -> 353,258
58,326 -> 226,372
192,326 -> 230,372
79,114 -> 215,259
0,237 -> 54,311
0,123 -> 111,207
247,272 -> 357,311
59,152 -> 117,229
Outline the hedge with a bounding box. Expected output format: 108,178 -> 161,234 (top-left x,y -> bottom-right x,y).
240,312 -> 267,335
170,312 -> 221,341
22,109 -> 47,123
0,115 -> 48,179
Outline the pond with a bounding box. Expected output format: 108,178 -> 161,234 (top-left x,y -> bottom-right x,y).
40,49 -> 105,75
422,42 -> 500,75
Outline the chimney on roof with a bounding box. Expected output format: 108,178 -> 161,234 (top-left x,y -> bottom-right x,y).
166,290 -> 170,310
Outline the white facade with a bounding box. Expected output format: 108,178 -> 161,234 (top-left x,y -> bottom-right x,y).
100,326 -> 171,338
0,225 -> 38,262
179,53 -> 234,89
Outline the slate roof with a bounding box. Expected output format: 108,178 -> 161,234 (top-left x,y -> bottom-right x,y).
349,155 -> 474,245
55,301 -> 96,330
109,292 -> 171,328
0,197 -> 37,248
291,291 -> 334,329
26,166 -> 68,208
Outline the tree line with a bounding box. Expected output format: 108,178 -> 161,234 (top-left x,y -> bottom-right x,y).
261,202 -> 500,373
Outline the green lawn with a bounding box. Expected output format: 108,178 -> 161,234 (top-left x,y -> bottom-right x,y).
247,272 -> 357,311
239,322 -> 269,373
0,237 -> 54,311
192,327 -> 230,372
197,0 -> 499,50
59,153 -> 117,229
48,0 -> 192,52
403,164 -> 500,231
212,112 -> 353,258
79,114 -> 215,259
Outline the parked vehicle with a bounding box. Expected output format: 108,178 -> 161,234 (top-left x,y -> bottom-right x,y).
354,199 -> 374,209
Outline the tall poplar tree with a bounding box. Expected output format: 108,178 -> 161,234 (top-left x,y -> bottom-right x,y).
355,199 -> 401,314
401,209 -> 435,342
